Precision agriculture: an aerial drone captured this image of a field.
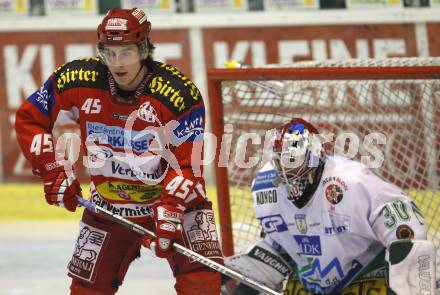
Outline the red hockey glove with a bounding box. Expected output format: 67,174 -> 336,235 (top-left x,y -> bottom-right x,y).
142,205 -> 184,258
34,155 -> 82,212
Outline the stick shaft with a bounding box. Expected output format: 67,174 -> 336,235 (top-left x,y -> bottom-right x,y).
76,197 -> 281,295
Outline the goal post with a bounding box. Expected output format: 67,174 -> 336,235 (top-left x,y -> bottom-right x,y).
206,58 -> 440,267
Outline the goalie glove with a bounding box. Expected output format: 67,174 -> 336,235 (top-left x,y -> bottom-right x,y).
143,204 -> 184,258
33,154 -> 82,212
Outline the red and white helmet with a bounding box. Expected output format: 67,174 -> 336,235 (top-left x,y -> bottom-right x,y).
97,7 -> 151,45
272,118 -> 324,188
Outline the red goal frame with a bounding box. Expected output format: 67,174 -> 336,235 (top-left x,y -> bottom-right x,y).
207,65 -> 440,257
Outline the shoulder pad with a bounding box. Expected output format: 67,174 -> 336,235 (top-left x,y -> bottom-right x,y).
53,57 -> 107,94
147,61 -> 202,115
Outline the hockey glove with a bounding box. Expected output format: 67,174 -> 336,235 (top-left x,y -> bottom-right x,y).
142,204 -> 184,258
34,154 -> 82,212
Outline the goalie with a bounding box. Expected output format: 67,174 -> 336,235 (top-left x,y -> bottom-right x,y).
223,118 -> 436,295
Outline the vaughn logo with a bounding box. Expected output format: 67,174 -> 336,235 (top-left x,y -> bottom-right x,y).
68,223 -> 108,283
248,246 -> 291,276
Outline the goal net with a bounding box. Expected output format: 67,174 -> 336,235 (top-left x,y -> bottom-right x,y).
206,58 -> 440,276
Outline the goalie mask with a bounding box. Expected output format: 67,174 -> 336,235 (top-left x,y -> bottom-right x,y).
272,118 -> 325,202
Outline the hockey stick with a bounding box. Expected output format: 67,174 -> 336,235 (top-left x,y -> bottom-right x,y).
76,196 -> 282,295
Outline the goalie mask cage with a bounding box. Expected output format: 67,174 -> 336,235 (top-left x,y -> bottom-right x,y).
207,58 -> 440,274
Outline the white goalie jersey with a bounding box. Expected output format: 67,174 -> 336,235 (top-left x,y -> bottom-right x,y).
249,155 -> 429,294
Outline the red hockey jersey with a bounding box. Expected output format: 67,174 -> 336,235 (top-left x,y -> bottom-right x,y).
15,57 -> 207,222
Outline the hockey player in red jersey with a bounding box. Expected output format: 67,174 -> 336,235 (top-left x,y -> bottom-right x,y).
15,7 -> 222,295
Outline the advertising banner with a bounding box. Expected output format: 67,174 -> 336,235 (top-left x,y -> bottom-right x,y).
347,0 -> 402,8
45,0 -> 97,14
263,0 -> 317,10
194,0 -> 248,12
122,0 -> 176,13
428,23 -> 440,55
202,24 -> 418,68
0,0 -> 28,14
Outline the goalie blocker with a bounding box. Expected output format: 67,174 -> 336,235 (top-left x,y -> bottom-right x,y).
387,239 -> 436,295
223,239 -> 437,295
222,239 -> 292,295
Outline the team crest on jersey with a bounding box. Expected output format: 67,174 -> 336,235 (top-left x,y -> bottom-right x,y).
295,214 -> 307,234
138,101 -> 158,123
322,177 -> 348,205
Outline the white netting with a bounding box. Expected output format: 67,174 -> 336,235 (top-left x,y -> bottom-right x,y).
216,58 -> 440,276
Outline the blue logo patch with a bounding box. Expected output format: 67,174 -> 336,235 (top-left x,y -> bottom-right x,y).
294,235 -> 322,256
28,78 -> 54,115
86,122 -> 155,153
252,170 -> 277,191
322,211 -> 350,236
173,107 -> 204,144
258,214 -> 288,234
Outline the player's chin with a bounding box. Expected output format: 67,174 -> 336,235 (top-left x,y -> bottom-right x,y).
113,74 -> 131,86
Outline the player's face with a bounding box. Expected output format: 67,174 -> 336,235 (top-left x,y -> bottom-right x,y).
100,44 -> 143,86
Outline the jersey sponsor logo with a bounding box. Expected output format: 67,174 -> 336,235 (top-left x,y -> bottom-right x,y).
137,101 -> 159,123
68,222 -> 109,283
149,76 -> 188,113
255,189 -> 278,205
96,181 -> 162,202
87,147 -> 164,182
258,214 -> 288,233
111,161 -> 163,180
86,122 -> 155,153
295,214 -> 307,234
28,78 -> 54,115
56,67 -> 100,92
252,170 -> 277,191
322,211 -> 350,236
285,262 -> 372,295
173,106 -> 204,143
299,258 -> 363,294
395,224 -> 414,240
294,235 -> 322,256
248,246 -> 291,276
90,191 -> 154,218
159,63 -> 202,102
112,112 -> 129,121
